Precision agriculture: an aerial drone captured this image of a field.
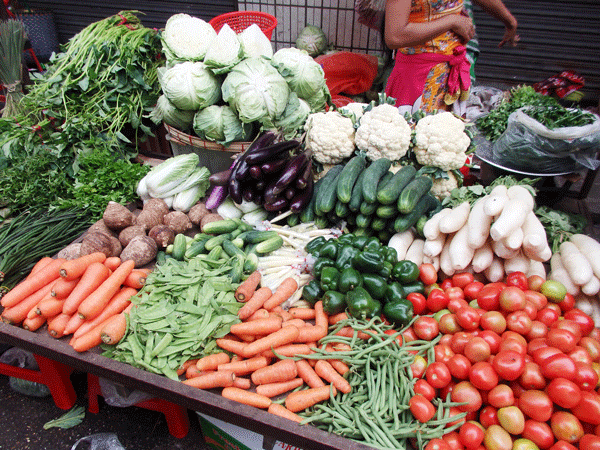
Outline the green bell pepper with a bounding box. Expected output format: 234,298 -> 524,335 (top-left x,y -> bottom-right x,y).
392,260 -> 421,284
313,257 -> 335,278
363,236 -> 382,252
352,250 -> 384,274
346,286 -> 382,320
401,280 -> 426,296
383,246 -> 399,265
305,236 -> 327,255
320,266 -> 341,292
318,240 -> 339,260
335,245 -> 360,271
383,298 -> 414,327
302,279 -> 323,305
338,267 -> 363,293
385,282 -> 406,304
322,290 -> 347,315
379,261 -> 393,279
350,235 -> 370,250
337,233 -> 355,246
361,273 -> 388,300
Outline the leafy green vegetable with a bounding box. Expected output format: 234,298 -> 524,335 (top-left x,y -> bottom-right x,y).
43,406 -> 85,430
295,25 -> 328,57
523,105 -> 595,130
442,175 -> 538,207
535,205 -> 587,253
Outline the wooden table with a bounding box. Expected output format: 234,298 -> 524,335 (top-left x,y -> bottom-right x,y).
0,321 -> 375,450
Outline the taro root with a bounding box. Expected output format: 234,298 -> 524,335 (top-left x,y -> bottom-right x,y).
200,213 -> 224,232
188,201 -> 210,226
118,225 -> 147,248
143,198 -> 170,218
57,242 -> 82,260
148,225 -> 175,248
136,208 -> 164,232
163,211 -> 192,235
86,219 -> 118,238
102,201 -> 136,231
108,236 -> 123,258
120,235 -> 158,268
80,231 -> 115,257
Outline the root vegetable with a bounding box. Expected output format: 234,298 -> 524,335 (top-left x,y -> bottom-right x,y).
119,235 -> 158,268
142,198 -> 170,218
135,209 -> 163,232
108,236 -> 123,258
148,225 -> 175,248
570,234 -> 600,279
57,243 -> 82,260
549,253 -> 580,296
164,211 -> 193,234
102,201 -> 136,231
484,255 -> 505,282
200,213 -> 223,231
80,232 -> 115,258
560,240 -> 594,286
423,208 -> 451,241
86,219 -> 118,238
118,225 -> 147,248
526,260 -> 547,280
471,240 -> 494,273
467,197 -> 493,249
188,202 -> 210,226
439,201 -> 470,234
503,249 -> 530,275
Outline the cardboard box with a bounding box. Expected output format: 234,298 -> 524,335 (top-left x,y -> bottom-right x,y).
197,412 -> 304,450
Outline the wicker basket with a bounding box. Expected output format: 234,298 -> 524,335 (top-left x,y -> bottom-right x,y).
209,11 -> 277,40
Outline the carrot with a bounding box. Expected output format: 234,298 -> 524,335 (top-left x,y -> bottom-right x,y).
313,301 -> 328,329
256,377 -> 304,398
123,269 -> 150,289
234,270 -> 262,302
335,326 -> 371,340
73,287 -> 137,339
314,359 -> 352,394
295,359 -> 325,388
70,314 -> 117,352
295,325 -> 327,343
36,296 -> 66,318
328,342 -> 352,352
328,311 -> 349,325
329,359 -> 350,376
22,314 -> 48,332
47,312 -> 72,338
182,370 -> 236,389
51,277 -> 81,299
289,307 -> 316,320
59,252 -> 107,281
77,259 -> 135,321
62,262 -> 111,316
1,258 -> 65,308
233,377 -> 252,390
237,287 -> 272,321
251,359 -> 298,386
263,277 -> 298,311
195,352 -> 231,372
247,308 -> 270,321
285,385 -> 337,413
262,343 -> 312,359
221,387 -> 272,409
216,337 -> 248,356
241,326 -> 300,359
177,358 -> 200,376
27,256 -> 54,279
282,318 -> 306,329
63,313 -> 86,337
230,316 -> 282,337
100,312 -> 128,345
270,306 -> 293,322
103,256 -> 122,271
217,355 -> 269,376
1,281 -> 57,325
267,403 -> 303,423
186,365 -> 203,379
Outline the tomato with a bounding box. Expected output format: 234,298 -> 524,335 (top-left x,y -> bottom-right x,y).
456,306 -> 481,331
414,378 -> 437,401
439,313 -> 462,335
589,328 -> 600,341
564,309 -> 595,337
569,346 -> 593,365
531,346 -> 563,366
549,441 -> 578,450
537,307 -> 560,327
480,330 -> 502,354
580,434 -> 600,450
550,411 -> 584,444
434,344 -> 455,364
499,336 -> 528,355
519,389 -> 553,422
580,337 -> 600,362
420,263 -> 438,285
452,272 -> 475,289
414,316 -> 440,341
547,328 -> 579,353
487,384 -> 515,408
403,326 -> 418,343
448,354 -> 472,380
499,286 -> 527,312
448,297 -> 470,314
447,286 -> 466,302
440,333 -> 454,347
502,330 -> 528,346
518,361 -> 546,390
571,391 -> 600,425
527,320 -> 549,340
479,405 -> 499,428
523,300 -> 539,321
525,290 -> 548,311
450,380 -> 483,412
463,281 -> 484,301
574,361 -> 600,391
410,355 -> 428,379
426,361 -> 452,389
426,439 -> 452,450
497,405 -> 525,435
527,274 -> 545,292
506,310 -> 533,336
484,424 -> 513,450
440,278 -> 454,290
459,422 -> 485,450
513,438 -> 543,450
546,378 -> 582,409
469,361 -> 499,390
523,419 -> 556,450
528,338 -> 549,354
451,332 -> 474,355
480,311 -> 507,334
410,394 -> 436,423
427,289 -> 451,313
407,292 -> 427,315
558,293 -> 575,313
443,431 -> 465,450
477,284 -> 503,311
464,337 -> 491,363
506,271 -> 529,291
447,406 -> 468,428
540,353 -> 577,381
541,280 -> 567,304
493,350 -> 526,381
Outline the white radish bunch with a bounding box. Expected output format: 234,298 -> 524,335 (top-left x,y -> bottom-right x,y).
388,229 -> 430,269
420,185 -> 551,281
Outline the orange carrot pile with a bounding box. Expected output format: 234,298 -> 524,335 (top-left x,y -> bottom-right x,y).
1,254 -> 142,352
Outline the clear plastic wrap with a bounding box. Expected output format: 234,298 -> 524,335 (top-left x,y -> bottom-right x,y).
0,347 -> 51,397
71,433 -> 126,450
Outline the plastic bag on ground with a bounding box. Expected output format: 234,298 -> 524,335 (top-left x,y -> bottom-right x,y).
315,52 -> 379,96
71,433 -> 126,450
0,347 -> 51,397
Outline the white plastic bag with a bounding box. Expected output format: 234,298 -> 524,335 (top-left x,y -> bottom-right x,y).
71,433 -> 126,450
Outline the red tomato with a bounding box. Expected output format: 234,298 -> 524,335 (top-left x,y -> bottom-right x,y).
443,431 -> 465,450
477,284 -> 503,311
519,389 -> 553,422
523,301 -> 539,321
464,337 -> 491,363
456,306 -> 481,331
499,286 -> 527,312
580,434 -> 600,450
459,422 -> 485,450
564,309 -> 595,336
502,330 -> 528,346
479,330 -> 502,354
464,281 -> 485,301
550,411 -> 584,444
452,381 -> 483,412
469,361 -> 499,390
558,293 -> 576,313
426,361 -> 452,389
448,297 -> 470,314
527,320 -> 549,340
580,337 -> 600,362
497,405 -> 525,435
407,292 -> 427,315
480,311 -> 507,334
440,278 -> 454,290
414,316 -> 440,341
451,332 -> 473,355
484,424 -> 513,450
440,334 -> 454,347
537,307 -> 560,327
525,289 -> 548,311
506,271 -> 529,291
427,289 -> 451,313
426,438 -> 452,450
434,344 -> 455,364
519,361 -> 547,390
420,263 -> 438,285
487,384 -> 515,408
439,313 -> 462,335
574,361 -> 599,391
410,394 -> 436,423
506,310 -> 533,336
493,350 -> 526,381
531,346 -> 563,366
410,355 -> 428,379
541,353 -> 577,381
448,354 -> 472,380
446,286 -> 466,302
523,419 -> 556,450
499,335 -> 528,355
528,338 -> 549,354
546,378 -> 582,409
569,346 -> 593,365
552,318 -> 582,341
414,379 -> 437,401
549,441 -> 578,450
571,391 -> 600,425
547,328 -> 579,353
402,326 -> 418,343
452,272 -> 475,289
480,405 -> 500,428
440,379 -> 457,400
527,274 -> 545,292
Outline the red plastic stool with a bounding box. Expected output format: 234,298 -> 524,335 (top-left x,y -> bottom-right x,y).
0,353 -> 77,410
86,373 -> 190,438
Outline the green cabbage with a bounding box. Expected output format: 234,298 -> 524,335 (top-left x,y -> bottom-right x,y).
160,61 -> 221,111
272,47 -> 327,100
238,24 -> 273,59
193,105 -> 253,146
203,24 -> 243,75
162,14 -> 217,62
149,95 -> 196,131
262,93 -> 311,140
295,25 -> 328,57
221,57 -> 290,123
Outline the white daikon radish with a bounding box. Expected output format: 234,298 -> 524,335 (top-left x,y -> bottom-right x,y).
527,260 -> 547,280
449,224 -> 475,271
423,208 -> 451,241
489,197 -> 532,242
570,234 -> 600,279
439,234 -> 455,277
582,275 -> 600,297
424,234 -> 446,258
503,249 -> 530,275
491,238 -> 519,260
521,211 -> 552,262
405,239 -> 425,266
484,255 -> 505,282
422,254 -> 440,272
439,202 -> 471,234
503,226 -> 524,251
549,253 -> 580,296
467,197 -> 494,249
483,185 -> 508,217
559,241 -> 593,286
387,229 -> 415,261
507,185 -> 535,209
471,240 -> 494,273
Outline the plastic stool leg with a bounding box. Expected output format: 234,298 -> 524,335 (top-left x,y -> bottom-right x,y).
136,398 -> 190,438
86,373 -> 102,414
34,354 -> 77,410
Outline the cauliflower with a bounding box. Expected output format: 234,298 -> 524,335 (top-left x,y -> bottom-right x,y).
429,171 -> 460,200
413,111 -> 471,171
355,104 -> 411,162
304,111 -> 356,165
338,102 -> 368,124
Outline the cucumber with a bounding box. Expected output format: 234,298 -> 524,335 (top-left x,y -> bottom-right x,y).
171,233 -> 187,261
223,239 -> 246,258
314,215 -> 330,229
299,177 -> 324,223
255,235 -> 284,254
415,214 -> 428,238
360,201 -> 378,216
393,194 -> 440,233
397,176 -> 434,214
362,158 -> 392,204
229,254 -> 245,284
287,213 -> 300,227
201,218 -> 240,235
206,245 -> 224,261
335,199 -> 350,218
353,227 -> 373,237
371,217 -> 388,231
205,233 -> 232,252
375,204 -> 398,219
348,168 -> 368,212
336,155 -> 367,203
239,230 -> 278,244
184,237 -> 210,259
315,165 -> 344,215
355,213 -> 372,229
376,165 -> 417,205
243,252 -> 259,274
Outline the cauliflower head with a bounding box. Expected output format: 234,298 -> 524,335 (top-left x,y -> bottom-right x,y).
355,104 -> 412,162
429,171 -> 460,200
338,102 -> 368,124
413,111 -> 471,171
305,111 -> 356,165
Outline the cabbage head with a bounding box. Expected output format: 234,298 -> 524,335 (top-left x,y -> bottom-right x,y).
238,24 -> 273,59
307,84 -> 332,113
204,24 -> 243,75
193,105 -> 254,146
160,61 -> 221,111
222,58 -> 290,123
162,14 -> 217,62
272,47 -> 327,100
295,25 -> 328,57
271,93 -> 312,140
149,95 -> 196,131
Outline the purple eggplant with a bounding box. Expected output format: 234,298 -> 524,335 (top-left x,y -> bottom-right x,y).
263,197 -> 289,212
205,185 -> 228,210
284,187 -> 296,200
263,181 -> 278,205
244,140 -> 300,166
289,176 -> 314,213
242,188 -> 255,202
209,169 -> 232,186
272,152 -> 310,196
255,180 -> 266,191
295,161 -> 313,190
261,158 -> 289,174
249,165 -> 262,180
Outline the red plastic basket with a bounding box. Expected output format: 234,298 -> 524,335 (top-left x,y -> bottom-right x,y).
209,11 -> 277,40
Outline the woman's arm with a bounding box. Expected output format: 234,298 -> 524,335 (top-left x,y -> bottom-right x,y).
472,0 -> 519,46
384,0 -> 475,49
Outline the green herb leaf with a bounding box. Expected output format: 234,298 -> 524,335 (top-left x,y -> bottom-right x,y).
43,406 -> 85,430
